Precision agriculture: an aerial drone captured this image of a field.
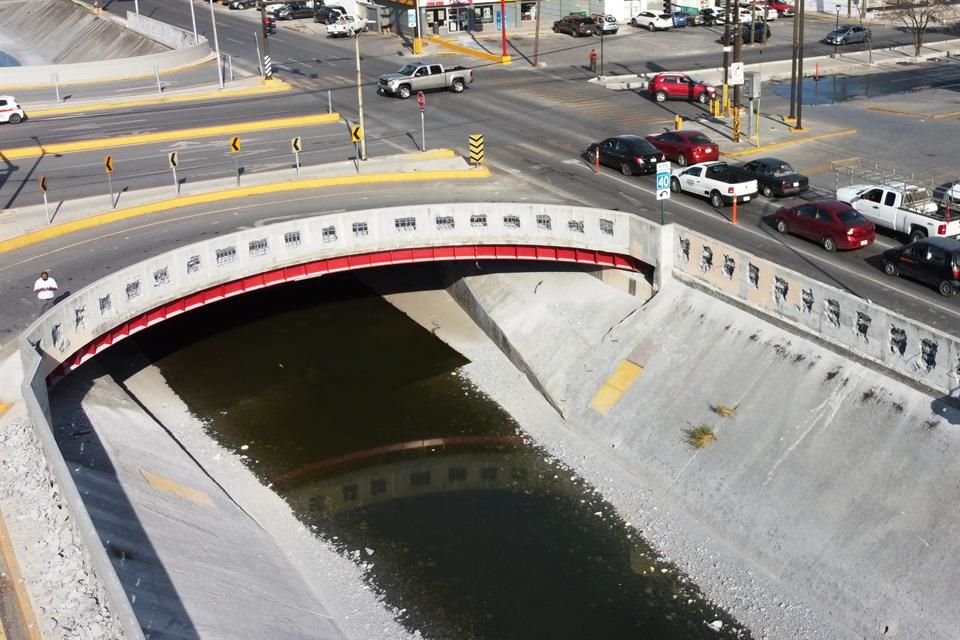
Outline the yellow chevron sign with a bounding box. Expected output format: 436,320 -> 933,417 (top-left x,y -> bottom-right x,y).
468,133 -> 484,166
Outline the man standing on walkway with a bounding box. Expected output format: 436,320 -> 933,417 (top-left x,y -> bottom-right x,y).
33,271 -> 58,315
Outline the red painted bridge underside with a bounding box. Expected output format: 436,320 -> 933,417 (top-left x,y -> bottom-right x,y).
51,244 -> 643,382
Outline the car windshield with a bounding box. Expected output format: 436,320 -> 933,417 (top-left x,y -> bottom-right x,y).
838,209 -> 867,225
688,133 -> 713,145
397,64 -> 419,75
770,162 -> 795,177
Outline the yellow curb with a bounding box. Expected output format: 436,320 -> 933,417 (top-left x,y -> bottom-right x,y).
722,128 -> 856,157
0,113 -> 341,160
0,505 -> 42,640
0,164 -> 490,255
870,106 -> 960,119
429,35 -> 512,64
0,402 -> 9,418
29,80 -> 291,118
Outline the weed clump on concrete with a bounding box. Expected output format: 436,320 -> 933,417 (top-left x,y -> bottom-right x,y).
711,404 -> 736,418
685,425 -> 716,449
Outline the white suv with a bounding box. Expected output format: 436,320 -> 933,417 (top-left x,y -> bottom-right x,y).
0,96 -> 25,124
590,14 -> 619,35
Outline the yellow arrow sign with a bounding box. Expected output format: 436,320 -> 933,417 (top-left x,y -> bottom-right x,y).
230,136 -> 241,153
104,155 -> 114,174
168,151 -> 179,168
291,136 -> 302,153
39,176 -> 47,193
351,126 -> 363,143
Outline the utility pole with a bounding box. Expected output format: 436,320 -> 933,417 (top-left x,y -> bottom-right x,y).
788,0 -> 801,121
209,0 -> 223,89
354,31 -> 367,161
732,1 -> 743,142
794,0 -> 807,130
188,0 -> 198,43
260,4 -> 273,80
722,0 -> 731,114
532,0 -> 542,66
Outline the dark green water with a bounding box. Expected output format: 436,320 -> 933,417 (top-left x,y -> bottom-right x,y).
132,268 -> 752,640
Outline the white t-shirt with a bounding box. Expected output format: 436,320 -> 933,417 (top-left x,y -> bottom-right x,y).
34,276 -> 58,300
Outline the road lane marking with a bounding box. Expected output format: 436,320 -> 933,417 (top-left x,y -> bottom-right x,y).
0,113 -> 341,160
723,129 -> 857,157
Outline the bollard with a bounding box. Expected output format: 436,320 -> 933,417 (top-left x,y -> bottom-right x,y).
674,114 -> 683,131
732,196 -> 738,225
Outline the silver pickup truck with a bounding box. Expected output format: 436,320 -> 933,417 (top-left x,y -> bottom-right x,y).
377,62 -> 473,99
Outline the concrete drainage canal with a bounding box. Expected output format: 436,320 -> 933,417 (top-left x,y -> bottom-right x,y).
56,266 -> 752,639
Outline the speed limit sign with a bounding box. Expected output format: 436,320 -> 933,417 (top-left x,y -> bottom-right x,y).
417,90 -> 425,110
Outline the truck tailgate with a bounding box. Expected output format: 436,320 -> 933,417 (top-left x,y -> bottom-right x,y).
731,179 -> 758,196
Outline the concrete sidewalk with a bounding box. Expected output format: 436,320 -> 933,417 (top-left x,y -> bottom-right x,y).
0,149 -> 488,254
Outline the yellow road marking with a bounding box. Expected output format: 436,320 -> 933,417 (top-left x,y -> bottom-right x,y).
0,162 -> 489,255
722,129 -> 857,158
590,360 -> 644,415
140,469 -> 214,507
29,80 -> 292,118
867,106 -> 960,119
0,113 -> 341,160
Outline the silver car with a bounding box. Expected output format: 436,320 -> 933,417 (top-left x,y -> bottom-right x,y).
825,24 -> 871,45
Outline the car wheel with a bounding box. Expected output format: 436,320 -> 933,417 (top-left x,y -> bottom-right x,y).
620,162 -> 633,176
762,184 -> 774,198
709,191 -> 723,208
552,25 -> 559,32
450,78 -> 465,93
938,281 -> 956,296
676,153 -> 688,167
671,176 -> 681,192
648,22 -> 656,31
697,92 -> 709,104
883,261 -> 899,277
8,113 -> 21,124
822,236 -> 837,252
775,219 -> 788,234
655,90 -> 667,103
397,85 -> 412,99
587,149 -> 598,164
908,228 -> 927,243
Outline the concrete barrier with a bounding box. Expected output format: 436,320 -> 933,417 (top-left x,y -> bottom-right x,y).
671,227 -> 960,399
127,11 -> 200,48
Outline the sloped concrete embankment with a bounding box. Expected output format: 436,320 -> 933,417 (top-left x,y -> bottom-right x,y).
47,361 -> 349,640
450,269 -> 960,639
1,0 -> 166,64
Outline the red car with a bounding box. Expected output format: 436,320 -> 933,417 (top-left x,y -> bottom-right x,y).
766,0 -> 794,15
648,72 -> 717,104
774,200 -> 876,252
645,130 -> 719,166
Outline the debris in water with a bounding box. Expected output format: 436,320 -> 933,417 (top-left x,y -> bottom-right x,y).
240,444 -> 249,451
708,620 -> 723,631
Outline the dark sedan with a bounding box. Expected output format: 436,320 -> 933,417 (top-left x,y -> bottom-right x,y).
645,130 -> 719,166
586,135 -> 665,176
774,200 -> 875,252
883,237 -> 960,296
553,16 -> 596,37
277,4 -> 315,19
721,22 -> 771,44
733,157 -> 809,198
315,5 -> 346,23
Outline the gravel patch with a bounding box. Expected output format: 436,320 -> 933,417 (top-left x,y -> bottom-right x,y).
0,409 -> 125,640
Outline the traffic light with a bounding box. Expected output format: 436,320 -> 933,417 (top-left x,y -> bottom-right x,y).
262,16 -> 276,36
664,0 -> 672,14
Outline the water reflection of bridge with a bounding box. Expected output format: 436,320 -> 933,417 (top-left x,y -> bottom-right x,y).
274,436 -> 576,518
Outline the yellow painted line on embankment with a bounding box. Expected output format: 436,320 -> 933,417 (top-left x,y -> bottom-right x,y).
0,503 -> 42,640
0,161 -> 489,255
722,128 -> 857,158
0,113 -> 341,160
429,35 -> 512,63
589,360 -> 644,416
28,80 -> 292,118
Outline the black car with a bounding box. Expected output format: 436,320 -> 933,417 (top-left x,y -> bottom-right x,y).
882,237 -> 960,296
277,3 -> 314,19
699,8 -> 722,25
732,157 -> 808,198
720,22 -> 770,44
315,5 -> 346,23
552,16 -> 597,37
586,135 -> 665,176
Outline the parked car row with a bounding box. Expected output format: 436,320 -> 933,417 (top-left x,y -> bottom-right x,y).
552,13 -> 619,37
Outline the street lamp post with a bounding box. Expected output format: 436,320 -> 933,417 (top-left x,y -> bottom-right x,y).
834,4 -> 841,57
209,0 -> 223,88
189,0 -> 198,43
413,0 -> 422,55
134,0 -> 140,14
500,0 -> 508,60
354,32 -> 367,161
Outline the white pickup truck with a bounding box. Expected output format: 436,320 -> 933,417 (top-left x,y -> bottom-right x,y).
836,182 -> 960,242
326,15 -> 367,37
671,161 -> 759,208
